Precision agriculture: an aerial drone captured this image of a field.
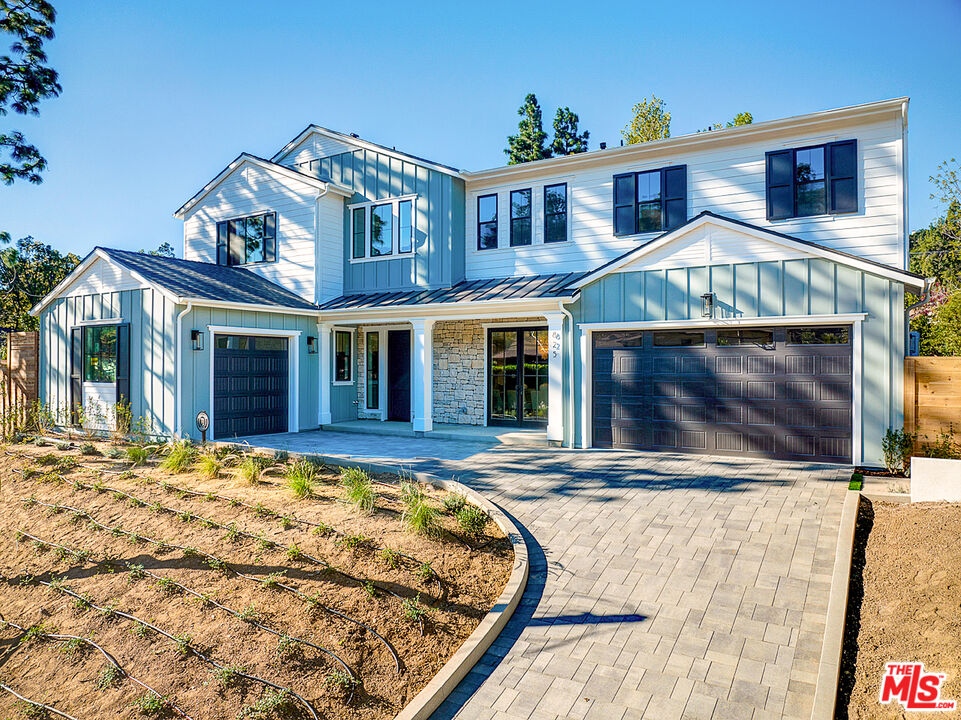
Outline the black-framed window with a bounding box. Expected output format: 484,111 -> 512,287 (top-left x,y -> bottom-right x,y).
613,165 -> 687,236
717,329 -> 775,347
787,327 -> 850,345
83,325 -> 118,382
215,212 -> 276,266
370,203 -> 392,257
398,200 -> 413,254
352,207 -> 366,259
544,183 -> 567,243
766,140 -> 858,220
365,331 -> 380,409
510,189 -> 532,247
652,330 -> 704,347
335,331 -> 352,383
477,194 -> 498,250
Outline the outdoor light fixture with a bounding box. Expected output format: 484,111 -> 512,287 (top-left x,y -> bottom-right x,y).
190,330 -> 204,351
307,336 -> 318,354
701,292 -> 715,318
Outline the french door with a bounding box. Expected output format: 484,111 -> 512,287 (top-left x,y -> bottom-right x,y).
488,327 -> 549,426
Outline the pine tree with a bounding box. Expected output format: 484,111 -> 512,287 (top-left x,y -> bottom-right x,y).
622,96 -> 671,145
505,93 -> 550,165
550,107 -> 589,156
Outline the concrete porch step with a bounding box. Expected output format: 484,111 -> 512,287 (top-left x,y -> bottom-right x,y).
319,420 -> 549,447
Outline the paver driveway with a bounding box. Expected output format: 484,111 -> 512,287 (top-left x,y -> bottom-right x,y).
238,431 -> 849,720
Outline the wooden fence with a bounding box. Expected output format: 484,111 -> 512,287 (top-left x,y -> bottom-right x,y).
1,331 -> 39,436
904,356 -> 961,447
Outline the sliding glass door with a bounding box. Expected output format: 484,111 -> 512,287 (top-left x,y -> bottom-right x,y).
488,327 -> 548,426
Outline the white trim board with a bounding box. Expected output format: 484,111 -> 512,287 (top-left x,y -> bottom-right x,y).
576,314 -> 867,331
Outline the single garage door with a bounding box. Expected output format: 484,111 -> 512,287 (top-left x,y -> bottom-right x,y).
592,326 -> 852,462
213,334 -> 289,439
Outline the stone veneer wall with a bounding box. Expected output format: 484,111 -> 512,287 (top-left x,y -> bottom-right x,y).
354,317 -> 546,426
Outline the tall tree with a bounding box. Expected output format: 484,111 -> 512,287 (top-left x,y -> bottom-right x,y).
622,96 -> 670,145
728,111 -> 753,127
140,241 -> 176,258
550,107 -> 589,156
0,236 -> 79,331
505,93 -> 550,164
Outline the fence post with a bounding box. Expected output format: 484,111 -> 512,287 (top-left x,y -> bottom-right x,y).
904,357 -> 916,439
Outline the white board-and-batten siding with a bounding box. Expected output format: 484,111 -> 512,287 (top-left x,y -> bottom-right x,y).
463,115 -> 905,280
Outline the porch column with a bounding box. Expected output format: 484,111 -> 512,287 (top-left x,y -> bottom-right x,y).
411,318 -> 435,433
318,321 -> 332,426
545,312 -> 565,445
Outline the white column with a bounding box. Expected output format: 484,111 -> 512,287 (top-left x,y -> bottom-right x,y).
410,318 -> 435,433
545,312 -> 565,445
318,322 -> 332,426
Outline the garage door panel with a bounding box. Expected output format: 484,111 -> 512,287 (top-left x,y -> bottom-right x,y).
653,357 -> 676,373
680,430 -> 707,449
747,356 -> 775,374
716,381 -> 743,398
679,405 -> 707,423
747,381 -> 776,399
821,356 -> 851,375
681,357 -> 707,374
820,407 -> 849,428
821,381 -> 850,401
717,406 -> 744,424
747,406 -> 776,426
716,356 -> 743,374
716,432 -> 743,451
785,355 -> 816,374
214,334 -> 288,439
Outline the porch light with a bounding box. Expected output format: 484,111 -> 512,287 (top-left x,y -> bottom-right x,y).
307,336 -> 318,354
700,293 -> 715,319
190,330 -> 204,351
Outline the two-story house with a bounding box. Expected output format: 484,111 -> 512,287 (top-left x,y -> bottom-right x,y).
32,97 -> 925,467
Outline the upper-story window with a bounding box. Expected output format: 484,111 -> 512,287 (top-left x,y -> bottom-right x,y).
510,189 -> 532,247
350,196 -> 416,261
544,183 -> 568,243
478,194 -> 498,250
215,212 -> 277,266
765,140 -> 857,220
613,165 -> 687,236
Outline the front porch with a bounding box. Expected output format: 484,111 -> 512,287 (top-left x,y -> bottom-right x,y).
319,419 -> 548,446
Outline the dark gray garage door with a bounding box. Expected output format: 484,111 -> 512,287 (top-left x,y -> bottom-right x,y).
213,335 -> 288,439
592,326 -> 852,462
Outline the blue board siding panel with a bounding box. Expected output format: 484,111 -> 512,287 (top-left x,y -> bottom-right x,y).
710,265 -> 734,318
734,263 -> 758,318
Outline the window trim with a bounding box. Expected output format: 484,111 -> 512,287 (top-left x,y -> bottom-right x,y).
477,193 -> 499,250
765,139 -> 858,221
332,328 -> 354,385
347,194 -> 417,263
215,211 -> 278,267
785,326 -> 851,346
612,165 -> 686,237
544,183 -> 569,243
509,188 -> 532,247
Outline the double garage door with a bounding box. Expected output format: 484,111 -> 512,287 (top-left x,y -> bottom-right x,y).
213,335 -> 289,439
592,326 -> 853,463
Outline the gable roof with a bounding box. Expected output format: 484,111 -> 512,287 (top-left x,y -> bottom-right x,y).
270,124 -> 462,177
569,211 -> 926,293
31,248 -> 321,316
173,153 -> 353,219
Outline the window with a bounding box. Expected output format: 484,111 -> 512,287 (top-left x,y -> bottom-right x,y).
477,194 -> 498,250
370,203 -> 392,257
352,207 -> 366,259
83,325 -> 118,382
510,189 -> 532,246
365,332 -> 380,409
766,140 -> 858,220
787,327 -> 850,345
398,200 -> 413,254
215,212 -> 277,266
593,331 -> 642,348
334,331 -> 352,382
652,331 -> 704,347
717,329 -> 774,347
613,166 -> 687,236
544,184 -> 567,243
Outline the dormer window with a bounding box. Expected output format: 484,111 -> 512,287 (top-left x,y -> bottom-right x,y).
215,212 -> 277,266
349,195 -> 416,261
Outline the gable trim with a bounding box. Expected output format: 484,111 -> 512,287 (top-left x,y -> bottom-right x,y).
569,212 -> 926,292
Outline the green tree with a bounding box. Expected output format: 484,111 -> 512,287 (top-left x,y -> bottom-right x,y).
505,93 -> 550,164
622,96 -> 670,145
0,236 -> 79,331
910,200 -> 961,290
728,111 -> 753,127
550,107 -> 589,156
140,242 -> 175,257
917,292 -> 961,356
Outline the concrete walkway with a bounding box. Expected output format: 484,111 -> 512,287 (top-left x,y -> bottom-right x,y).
236,430 -> 849,720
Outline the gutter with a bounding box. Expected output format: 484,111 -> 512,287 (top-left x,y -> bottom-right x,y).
174,301 -> 193,438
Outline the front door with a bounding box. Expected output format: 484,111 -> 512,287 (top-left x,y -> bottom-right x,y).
488,327 -> 548,426
387,329 -> 411,422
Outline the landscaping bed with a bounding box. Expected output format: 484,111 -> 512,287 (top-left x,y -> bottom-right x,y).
837,499 -> 961,719
0,438 -> 512,719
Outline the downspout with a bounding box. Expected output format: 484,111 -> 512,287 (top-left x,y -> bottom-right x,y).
558,299 -> 576,449
174,301 -> 193,438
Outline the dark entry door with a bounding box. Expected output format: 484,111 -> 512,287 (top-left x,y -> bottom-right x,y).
213,334 -> 288,439
387,329 -> 411,422
488,327 -> 549,426
591,326 -> 853,462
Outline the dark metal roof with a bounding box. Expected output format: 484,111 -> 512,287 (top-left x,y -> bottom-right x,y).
318,271 -> 588,311
99,247 -> 319,310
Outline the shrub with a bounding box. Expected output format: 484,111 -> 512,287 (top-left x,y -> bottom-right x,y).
402,499 -> 438,536
442,492 -> 467,515
97,663 -> 124,689
197,453 -> 222,479
239,456 -> 261,484
456,505 -> 489,536
881,428 -> 915,474
340,467 -> 376,514
161,441 -> 196,473
212,664 -> 247,688
238,689 -> 297,719
55,442 -> 71,451
919,430 -> 961,460
417,563 -> 434,582
132,693 -> 170,716
104,446 -> 125,459
79,443 -> 99,456
402,594 -> 427,624
126,445 -> 152,468
285,459 -> 316,499
273,449 -> 289,463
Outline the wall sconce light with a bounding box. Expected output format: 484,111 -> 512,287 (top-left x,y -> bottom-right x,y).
190,330 -> 204,351
700,292 -> 715,318
307,336 -> 318,354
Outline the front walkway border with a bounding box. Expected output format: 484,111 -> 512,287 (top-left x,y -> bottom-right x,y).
230,444 -> 531,720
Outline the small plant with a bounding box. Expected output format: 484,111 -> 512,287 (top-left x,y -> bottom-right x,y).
172,633 -> 192,655
403,498 -> 438,536
400,480 -> 425,507
417,562 -> 434,582
36,452 -> 58,466
127,563 -> 146,583
155,577 -> 180,595
119,469 -> 135,480
197,453 -> 222,479
402,594 -> 427,624
919,429 -> 961,460
126,445 -> 153,467
363,581 -> 377,598
225,523 -> 241,542
97,663 -> 124,689
278,516 -> 293,530
310,521 -> 333,536
340,467 -> 376,514
59,636 -> 87,656
339,533 -> 372,552
261,571 -> 285,590
161,440 -> 196,473
274,635 -> 303,662
55,442 -> 71,451
324,669 -> 355,691
15,699 -> 49,718
239,604 -> 260,622
132,692 -> 170,716
285,543 -> 303,561
286,459 -> 316,499
79,442 -> 99,456
456,505 -> 489,536
33,437 -> 49,447
442,492 -> 467,515
378,547 -> 400,569
104,446 -> 125,459
273,449 -> 289,463
238,689 -> 297,719
239,456 -> 261,484
206,557 -> 228,574
213,664 -> 247,688
130,622 -> 153,639
181,546 -> 200,558
881,427 -> 915,474
178,510 -> 194,523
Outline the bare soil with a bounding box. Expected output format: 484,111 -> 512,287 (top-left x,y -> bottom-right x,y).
0,439 -> 512,719
838,500 -> 961,719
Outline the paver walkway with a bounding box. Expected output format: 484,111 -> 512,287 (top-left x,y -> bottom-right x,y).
237,430 -> 849,720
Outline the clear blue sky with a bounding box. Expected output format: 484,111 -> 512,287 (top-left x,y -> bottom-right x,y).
2,0 -> 960,258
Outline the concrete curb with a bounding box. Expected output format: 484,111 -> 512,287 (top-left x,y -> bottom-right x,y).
231,445 -> 531,720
